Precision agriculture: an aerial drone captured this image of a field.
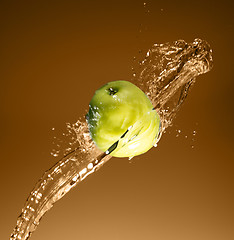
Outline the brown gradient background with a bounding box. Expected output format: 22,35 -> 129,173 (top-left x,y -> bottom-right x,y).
1,1 -> 234,240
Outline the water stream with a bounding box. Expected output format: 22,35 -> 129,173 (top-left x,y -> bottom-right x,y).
10,38 -> 213,240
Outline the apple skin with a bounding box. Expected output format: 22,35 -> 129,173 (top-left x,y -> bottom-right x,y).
86,80 -> 161,158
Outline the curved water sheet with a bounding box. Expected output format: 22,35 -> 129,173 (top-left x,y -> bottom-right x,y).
10,38 -> 213,240
134,38 -> 213,131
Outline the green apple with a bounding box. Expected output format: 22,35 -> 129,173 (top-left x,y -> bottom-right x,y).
86,80 -> 161,158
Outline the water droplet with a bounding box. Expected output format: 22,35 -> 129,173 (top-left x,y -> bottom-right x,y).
87,163 -> 93,169
79,168 -> 87,176
72,174 -> 79,182
51,152 -> 58,157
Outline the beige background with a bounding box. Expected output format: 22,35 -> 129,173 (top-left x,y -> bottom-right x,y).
1,1 -> 233,239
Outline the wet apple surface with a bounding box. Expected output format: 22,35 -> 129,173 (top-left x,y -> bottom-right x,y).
86,80 -> 161,157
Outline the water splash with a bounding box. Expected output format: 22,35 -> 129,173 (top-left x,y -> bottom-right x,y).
133,38 -> 213,131
10,38 -> 213,240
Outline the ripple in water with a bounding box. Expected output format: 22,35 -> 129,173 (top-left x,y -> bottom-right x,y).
10,38 -> 213,240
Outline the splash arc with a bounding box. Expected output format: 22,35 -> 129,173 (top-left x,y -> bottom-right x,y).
10,38 -> 213,240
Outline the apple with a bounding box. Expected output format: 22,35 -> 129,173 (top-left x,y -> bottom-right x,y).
86,80 -> 161,158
